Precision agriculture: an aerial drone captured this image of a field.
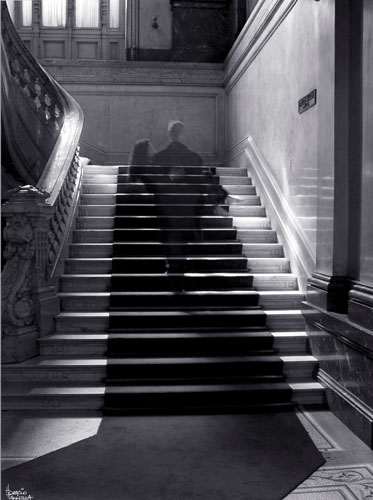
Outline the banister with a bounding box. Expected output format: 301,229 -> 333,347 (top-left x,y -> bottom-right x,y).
1,1 -> 84,363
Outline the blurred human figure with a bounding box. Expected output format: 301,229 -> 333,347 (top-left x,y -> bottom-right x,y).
128,139 -> 153,183
152,121 -> 203,167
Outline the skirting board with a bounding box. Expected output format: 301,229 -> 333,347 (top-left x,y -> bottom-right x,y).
226,136 -> 315,292
318,369 -> 373,448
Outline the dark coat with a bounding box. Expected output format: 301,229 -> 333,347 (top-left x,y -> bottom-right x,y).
152,141 -> 203,166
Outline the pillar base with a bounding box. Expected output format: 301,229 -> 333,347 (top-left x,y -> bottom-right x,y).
307,273 -> 352,313
2,326 -> 38,364
349,283 -> 373,330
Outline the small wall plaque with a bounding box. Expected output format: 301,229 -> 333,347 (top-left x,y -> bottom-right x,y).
298,89 -> 317,114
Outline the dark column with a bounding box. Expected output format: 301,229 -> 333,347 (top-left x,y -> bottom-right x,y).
170,0 -> 231,62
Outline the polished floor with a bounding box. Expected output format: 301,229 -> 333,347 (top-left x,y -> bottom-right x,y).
2,408 -> 373,499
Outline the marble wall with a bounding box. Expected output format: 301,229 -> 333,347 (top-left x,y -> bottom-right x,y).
224,0 -> 319,255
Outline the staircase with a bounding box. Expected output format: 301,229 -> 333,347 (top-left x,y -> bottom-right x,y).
2,163 -> 324,411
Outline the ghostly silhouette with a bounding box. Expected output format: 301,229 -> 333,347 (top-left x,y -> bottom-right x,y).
152,121 -> 203,167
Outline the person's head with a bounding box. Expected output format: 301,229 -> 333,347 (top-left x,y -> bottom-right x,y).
168,120 -> 185,143
129,139 -> 152,166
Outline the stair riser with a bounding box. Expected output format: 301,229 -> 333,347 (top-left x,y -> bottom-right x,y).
108,313 -> 267,331
74,229 -> 239,243
70,245 -> 113,258
266,315 -> 305,331
65,259 -> 291,274
39,335 -> 309,357
70,243 -> 244,258
242,244 -> 284,257
2,362 -> 316,384
83,166 -> 247,176
75,218 -> 271,230
77,217 -> 234,230
69,243 -> 285,259
2,368 -> 105,383
60,275 -> 297,292
83,174 -> 252,185
2,388 -> 325,411
78,205 -> 266,217
73,229 -> 278,244
104,391 -> 292,412
55,316 -> 303,333
258,294 -> 304,310
106,363 -> 284,381
83,185 -> 256,196
80,195 -> 261,206
1,396 -> 105,411
66,259 -> 248,274
246,260 -> 290,273
59,293 -> 302,311
237,230 -> 277,243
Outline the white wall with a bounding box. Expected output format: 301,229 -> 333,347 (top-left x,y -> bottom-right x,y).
46,62 -> 225,165
224,0 -> 319,256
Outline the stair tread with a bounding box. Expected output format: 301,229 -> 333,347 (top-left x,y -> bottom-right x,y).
58,290 -> 301,296
67,257 -> 249,261
57,309 -> 302,318
61,273 -> 296,277
42,331 -> 307,341
2,381 -> 324,395
3,355 -> 316,367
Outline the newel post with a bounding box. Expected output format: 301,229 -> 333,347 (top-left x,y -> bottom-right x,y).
1,185 -> 58,363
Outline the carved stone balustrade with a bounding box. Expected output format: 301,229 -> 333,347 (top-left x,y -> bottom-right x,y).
2,3 -> 84,363
2,186 -> 54,363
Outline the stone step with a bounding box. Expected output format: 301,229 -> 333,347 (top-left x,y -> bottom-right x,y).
72,228 -> 277,244
73,228 -> 242,243
78,205 -> 266,217
2,355 -> 317,383
80,193 -> 261,205
54,309 -> 304,332
65,257 -> 249,274
60,273 -> 298,292
82,184 -> 256,196
83,174 -> 252,185
69,242 -> 285,258
58,290 -> 303,312
242,243 -> 284,257
39,331 -> 309,357
70,242 -> 245,257
110,165 -> 247,176
1,381 -> 325,410
64,257 -> 289,274
237,230 -> 277,243
75,216 -> 271,230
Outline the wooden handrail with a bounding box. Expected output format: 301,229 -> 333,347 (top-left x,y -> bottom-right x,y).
1,1 -> 84,362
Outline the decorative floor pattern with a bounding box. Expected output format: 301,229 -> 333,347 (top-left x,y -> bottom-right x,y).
296,409 -> 341,452
286,464 -> 373,500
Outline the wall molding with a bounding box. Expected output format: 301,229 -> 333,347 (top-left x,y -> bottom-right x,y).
80,141 -> 222,166
226,136 -> 315,292
318,369 -> 373,448
303,302 -> 373,359
45,61 -> 224,87
224,0 -> 299,92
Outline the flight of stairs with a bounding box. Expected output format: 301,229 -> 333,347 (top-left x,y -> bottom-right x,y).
2,163 -> 324,411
